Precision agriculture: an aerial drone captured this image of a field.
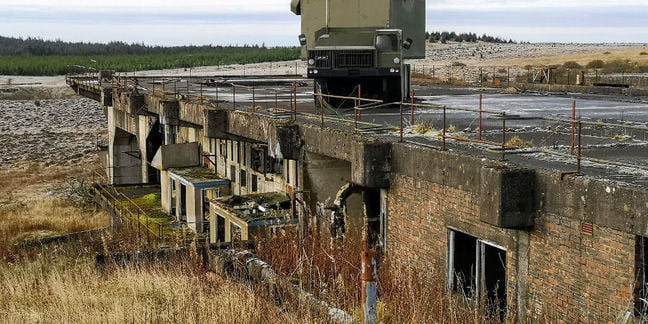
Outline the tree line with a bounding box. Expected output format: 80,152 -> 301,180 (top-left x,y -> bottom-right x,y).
0,35 -> 279,56
426,31 -> 515,44
0,36 -> 300,76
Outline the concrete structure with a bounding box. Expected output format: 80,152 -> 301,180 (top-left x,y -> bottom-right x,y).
210,192 -> 295,243
70,76 -> 648,321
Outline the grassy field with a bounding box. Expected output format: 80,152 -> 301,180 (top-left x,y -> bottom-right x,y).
0,47 -> 300,76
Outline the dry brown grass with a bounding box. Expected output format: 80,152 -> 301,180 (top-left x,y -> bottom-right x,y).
0,254 -> 316,323
0,160 -> 108,257
0,199 -> 107,248
500,48 -> 648,69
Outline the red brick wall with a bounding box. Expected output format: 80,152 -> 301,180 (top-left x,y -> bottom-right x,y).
387,173 -> 638,321
527,213 -> 635,321
387,174 -> 519,312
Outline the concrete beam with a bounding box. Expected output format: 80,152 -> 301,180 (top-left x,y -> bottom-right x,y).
269,125 -> 301,160
539,172 -> 648,236
151,143 -> 200,170
352,141 -> 391,188
479,167 -> 536,229
205,109 -> 228,138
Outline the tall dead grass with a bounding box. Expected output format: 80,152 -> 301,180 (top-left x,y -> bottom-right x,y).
0,253 -> 315,323
0,198 -> 107,248
0,162 -> 108,259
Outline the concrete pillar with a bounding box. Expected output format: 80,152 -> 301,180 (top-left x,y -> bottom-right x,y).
160,171 -> 171,212
225,218 -> 232,242
138,115 -> 149,183
185,186 -> 204,233
107,106 -> 116,184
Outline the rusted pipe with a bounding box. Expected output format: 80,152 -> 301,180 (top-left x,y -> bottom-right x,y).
442,106 -> 447,151
577,116 -> 582,175
478,93 -> 483,140
232,86 -> 236,109
252,86 -> 256,109
501,113 -> 507,161
361,248 -> 377,324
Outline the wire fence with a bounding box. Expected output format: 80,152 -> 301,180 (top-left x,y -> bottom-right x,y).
71,72 -> 648,184
409,64 -> 648,89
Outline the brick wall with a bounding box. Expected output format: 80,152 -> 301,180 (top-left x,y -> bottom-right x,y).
527,213 -> 635,321
387,173 -> 520,313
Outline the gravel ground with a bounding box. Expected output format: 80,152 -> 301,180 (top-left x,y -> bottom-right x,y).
0,98 -> 106,168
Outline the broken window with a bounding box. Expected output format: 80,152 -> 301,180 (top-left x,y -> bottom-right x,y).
636,236 -> 648,317
448,229 -> 507,319
219,140 -> 227,160
251,145 -> 282,174
230,166 -> 236,183
251,146 -> 266,173
231,222 -> 242,242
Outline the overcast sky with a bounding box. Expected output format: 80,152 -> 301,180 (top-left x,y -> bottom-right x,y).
0,0 -> 646,46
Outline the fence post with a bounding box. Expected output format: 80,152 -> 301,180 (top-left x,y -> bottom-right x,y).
232,85 -> 236,110
570,100 -> 576,155
442,106 -> 447,151
410,90 -> 415,126
501,113 -> 507,161
400,102 -> 404,143
479,94 -> 483,141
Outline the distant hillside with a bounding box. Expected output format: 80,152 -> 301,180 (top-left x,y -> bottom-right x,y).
426,31 -> 516,44
0,35 -> 285,57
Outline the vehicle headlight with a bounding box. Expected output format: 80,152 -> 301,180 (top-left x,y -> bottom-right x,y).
393,57 -> 401,64
308,59 -> 315,65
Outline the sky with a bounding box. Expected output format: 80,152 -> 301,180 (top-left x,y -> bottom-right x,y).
0,0 -> 647,46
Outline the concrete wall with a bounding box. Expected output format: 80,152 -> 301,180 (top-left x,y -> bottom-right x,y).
103,88 -> 648,321
387,141 -> 648,320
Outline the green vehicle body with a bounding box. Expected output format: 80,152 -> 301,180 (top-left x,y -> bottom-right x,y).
291,0 -> 426,105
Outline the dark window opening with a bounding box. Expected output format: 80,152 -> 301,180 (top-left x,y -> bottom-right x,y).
251,175 -> 258,192
179,184 -> 187,221
230,141 -> 234,161
251,145 -> 282,175
240,170 -> 247,187
448,229 -> 507,320
450,230 -> 477,297
230,166 -> 236,183
220,140 -> 227,160
231,223 -> 242,242
484,243 -> 507,320
216,215 -> 225,242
